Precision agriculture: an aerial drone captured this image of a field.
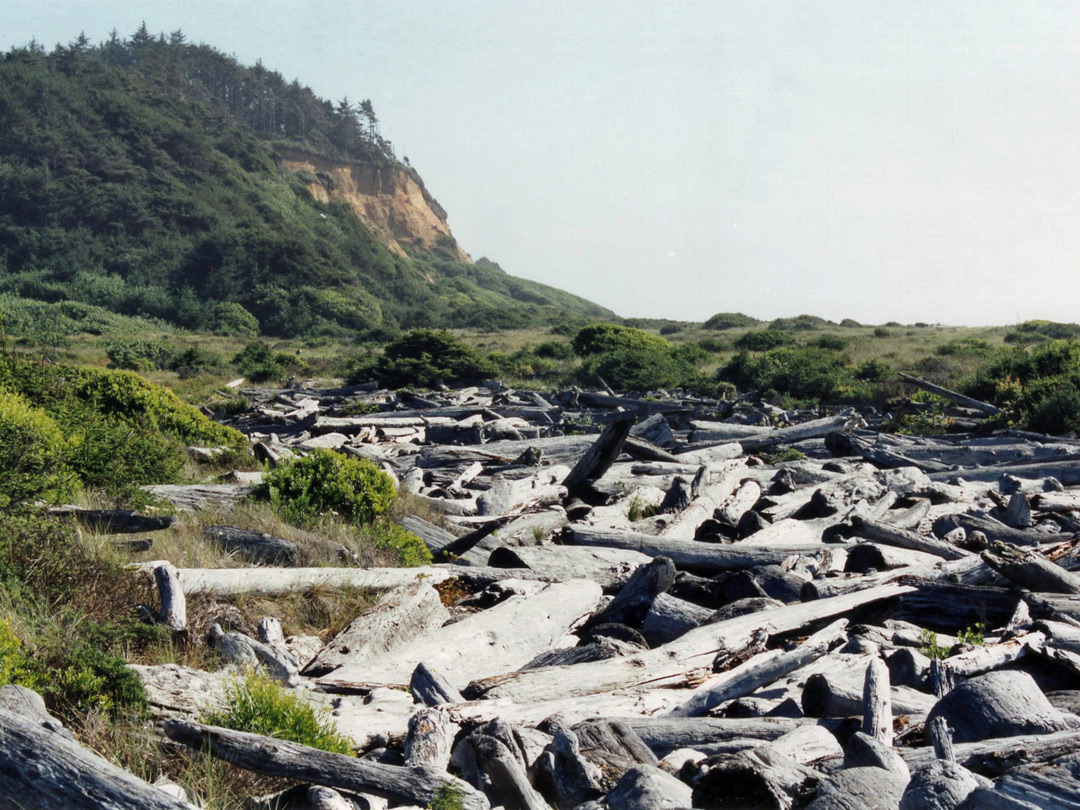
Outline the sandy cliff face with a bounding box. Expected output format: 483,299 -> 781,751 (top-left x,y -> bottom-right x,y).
277,148 -> 470,262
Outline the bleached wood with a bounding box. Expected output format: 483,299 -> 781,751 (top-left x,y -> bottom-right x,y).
487,544 -> 651,589
861,656 -> 891,744
302,581 -> 449,677
468,583 -> 914,703
899,728 -> 1080,777
403,707 -> 456,770
319,579 -> 603,690
606,765 -> 692,810
153,562 -> 187,638
850,516 -> 969,560
659,460 -> 745,541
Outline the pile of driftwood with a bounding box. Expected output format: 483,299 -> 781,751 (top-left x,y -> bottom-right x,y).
7,376 -> 1080,809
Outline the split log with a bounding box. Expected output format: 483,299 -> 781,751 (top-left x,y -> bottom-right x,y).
562,412 -> 637,495
659,461 -> 745,541
1033,491 -> 1080,514
0,706 -> 198,810
129,664 -> 228,716
162,719 -> 489,810
302,581 -> 449,677
979,751 -> 1080,809
898,373 -> 1002,416
48,507 -> 173,533
468,583 -> 914,703
937,514 -> 1066,547
844,543 -> 942,573
825,431 -> 952,474
410,663 -> 465,706
320,580 -> 603,690
926,669 -> 1080,743
472,733 -> 551,810
203,525 -> 299,565
981,541 -> 1080,595
667,619 -> 849,717
618,717 -> 807,755
435,518 -> 511,564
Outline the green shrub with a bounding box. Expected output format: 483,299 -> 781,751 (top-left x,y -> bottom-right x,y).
105,339 -> 175,371
202,670 -> 354,755
370,521 -> 432,567
965,341 -> 1080,434
212,302 -> 261,337
38,644 -> 147,721
720,346 -> 866,405
357,329 -> 494,389
698,337 -> 728,353
580,345 -> 699,392
534,340 -> 574,360
571,324 -> 670,356
0,391 -> 75,508
839,318 -> 862,328
812,335 -> 849,351
233,341 -> 304,383
428,782 -> 467,810
733,330 -> 796,352
703,312 -> 760,331
855,360 -> 891,382
265,449 -> 395,527
768,315 -> 833,331
873,327 -> 892,338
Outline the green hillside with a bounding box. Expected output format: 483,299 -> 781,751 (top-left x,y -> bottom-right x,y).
0,28 -> 614,338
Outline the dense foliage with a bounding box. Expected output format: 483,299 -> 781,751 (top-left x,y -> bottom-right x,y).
350,329 -> 495,388
0,29 -> 612,342
702,312 -> 761,330
966,340 -> 1080,434
720,345 -> 869,405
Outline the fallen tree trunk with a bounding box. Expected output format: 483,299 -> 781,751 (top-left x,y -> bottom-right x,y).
0,707 -> 197,810
898,373 -> 1003,416
48,507 -> 173,534
163,719 -> 489,810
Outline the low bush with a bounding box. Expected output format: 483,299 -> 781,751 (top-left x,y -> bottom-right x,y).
768,314 -> 834,331
571,324 -> 670,357
212,302 -> 261,337
265,449 -> 395,527
733,330 -> 796,352
351,329 -> 494,389
201,670 -> 354,755
966,340 -> 1080,434
233,341 -> 306,383
0,391 -> 75,508
703,312 -> 760,331
720,346 -> 868,405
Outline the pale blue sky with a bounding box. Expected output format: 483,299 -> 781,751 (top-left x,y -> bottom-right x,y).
5,1 -> 1080,326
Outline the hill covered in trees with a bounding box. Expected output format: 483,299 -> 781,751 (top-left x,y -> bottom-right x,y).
0,27 -> 613,337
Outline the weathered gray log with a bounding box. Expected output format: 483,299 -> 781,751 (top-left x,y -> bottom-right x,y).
640,593 -> 714,646
618,717 -> 807,755
843,731 -> 909,779
947,631 -> 1044,678
740,411 -> 862,452
605,764 -> 692,810
163,719 -> 488,809
803,766 -> 909,810
926,670 -> 1080,743
488,545 -> 651,589
900,759 -> 986,810
850,516 -> 969,561
563,525 -> 851,574
845,542 -> 942,573
521,636 -> 640,670
1033,491 -> 1080,513
404,707 -> 456,770
981,541 -> 1080,595
929,460 -> 1080,487
142,483 -> 254,511
802,665 -> 936,719
203,525 -> 299,565
410,663 -> 465,706
982,751 -> 1080,810
472,733 -> 551,810
659,461 -> 745,541
886,647 -> 931,688
589,557 -> 675,628
0,706 -> 197,810
900,729 -> 1080,779
668,619 -> 849,718
434,517 -> 510,562
899,373 -> 1002,416
152,562 -> 187,639
862,656 -> 892,744
469,583 -> 914,703
302,581 -> 450,677
936,514 -> 1063,547
48,507 -> 174,533
563,412 -> 637,495
826,431 -> 952,473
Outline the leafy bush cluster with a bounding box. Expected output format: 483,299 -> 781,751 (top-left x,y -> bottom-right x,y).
720,346 -> 871,405
572,324 -> 706,392
202,670 -> 354,755
106,339 -> 224,375
1004,320 -> 1080,345
232,341 -> 308,383
966,340 -> 1080,434
264,450 -> 430,566
734,330 -> 797,352
0,354 -> 246,503
702,312 -> 761,331
350,329 -> 494,389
